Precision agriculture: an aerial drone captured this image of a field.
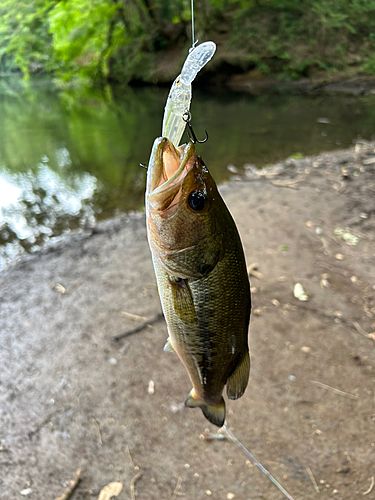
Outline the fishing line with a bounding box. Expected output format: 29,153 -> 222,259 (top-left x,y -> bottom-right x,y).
190,0 -> 197,49
222,423 -> 297,500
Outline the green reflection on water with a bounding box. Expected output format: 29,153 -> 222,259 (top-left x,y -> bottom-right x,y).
0,77 -> 374,269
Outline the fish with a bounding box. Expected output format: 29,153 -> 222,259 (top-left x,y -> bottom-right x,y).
145,137 -> 251,427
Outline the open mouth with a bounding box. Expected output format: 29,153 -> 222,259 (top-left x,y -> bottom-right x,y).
148,138 -> 195,196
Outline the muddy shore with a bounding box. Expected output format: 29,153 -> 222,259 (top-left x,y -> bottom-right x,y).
1,142 -> 375,500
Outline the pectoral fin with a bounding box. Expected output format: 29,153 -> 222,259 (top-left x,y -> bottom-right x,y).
185,389 -> 226,427
226,350 -> 250,400
168,277 -> 196,325
163,337 -> 175,353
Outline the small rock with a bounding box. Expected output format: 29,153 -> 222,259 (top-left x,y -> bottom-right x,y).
335,253 -> 344,260
334,228 -> 359,246
51,283 -> 67,294
271,299 -> 280,307
350,276 -> 357,283
362,157 -> 375,165
205,490 -> 212,496
301,346 -> 311,353
294,283 -> 309,301
20,489 -> 32,496
148,380 -> 155,395
109,358 -> 117,365
227,494 -> 235,500
320,273 -> 329,288
227,164 -> 239,174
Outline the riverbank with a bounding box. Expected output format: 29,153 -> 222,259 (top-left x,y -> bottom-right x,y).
1,142 -> 374,499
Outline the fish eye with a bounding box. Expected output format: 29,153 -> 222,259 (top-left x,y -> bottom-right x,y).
188,190 -> 206,211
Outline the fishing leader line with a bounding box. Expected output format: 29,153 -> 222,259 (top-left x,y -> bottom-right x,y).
221,423 -> 297,500
190,0 -> 196,50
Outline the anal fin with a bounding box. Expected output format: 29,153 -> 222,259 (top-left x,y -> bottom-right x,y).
185,389 -> 226,427
226,350 -> 250,400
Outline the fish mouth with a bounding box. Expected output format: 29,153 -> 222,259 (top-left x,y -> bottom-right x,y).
147,138 -> 195,210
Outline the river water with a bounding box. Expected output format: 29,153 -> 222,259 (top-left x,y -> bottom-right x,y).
0,77 -> 374,269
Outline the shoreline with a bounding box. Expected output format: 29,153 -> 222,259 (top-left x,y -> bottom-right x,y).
2,140 -> 374,275
1,142 -> 375,498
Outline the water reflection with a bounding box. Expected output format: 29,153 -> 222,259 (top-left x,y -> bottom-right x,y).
0,152 -> 97,270
0,77 -> 375,270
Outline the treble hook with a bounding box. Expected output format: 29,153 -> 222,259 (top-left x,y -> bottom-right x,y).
183,111 -> 208,144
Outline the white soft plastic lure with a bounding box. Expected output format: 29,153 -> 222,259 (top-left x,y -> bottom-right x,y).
162,41 -> 216,147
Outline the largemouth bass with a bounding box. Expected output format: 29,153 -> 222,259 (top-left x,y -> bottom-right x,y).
146,137 -> 251,427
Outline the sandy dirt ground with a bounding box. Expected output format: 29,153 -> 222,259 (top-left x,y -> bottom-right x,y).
1,142 -> 375,500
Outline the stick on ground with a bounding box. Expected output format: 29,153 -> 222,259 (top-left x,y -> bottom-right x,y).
306,466 -> 320,493
363,476 -> 374,496
171,477 -> 183,500
311,380 -> 358,399
54,469 -> 82,500
113,313 -> 163,341
130,473 -> 142,500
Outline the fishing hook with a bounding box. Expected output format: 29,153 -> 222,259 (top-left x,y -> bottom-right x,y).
183,111 -> 208,144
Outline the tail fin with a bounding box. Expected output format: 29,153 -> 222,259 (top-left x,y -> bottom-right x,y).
185,390 -> 226,427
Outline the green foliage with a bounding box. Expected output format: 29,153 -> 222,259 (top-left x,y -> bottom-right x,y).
229,0 -> 375,79
0,0 -> 56,76
48,0 -> 127,82
363,55 -> 375,75
1,0 -> 375,83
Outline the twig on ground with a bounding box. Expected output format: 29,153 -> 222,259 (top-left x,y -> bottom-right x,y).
54,469 -> 82,500
311,380 -> 358,399
171,477 -> 183,500
270,177 -> 305,189
120,311 -> 147,322
127,445 -> 136,469
199,430 -> 227,441
306,467 -> 320,493
28,411 -> 58,439
113,313 -> 163,341
363,476 -> 374,495
317,262 -> 348,276
353,322 -> 375,341
51,280 -> 86,296
247,263 -> 264,280
127,445 -> 140,471
91,418 -> 102,445
130,473 -> 142,500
